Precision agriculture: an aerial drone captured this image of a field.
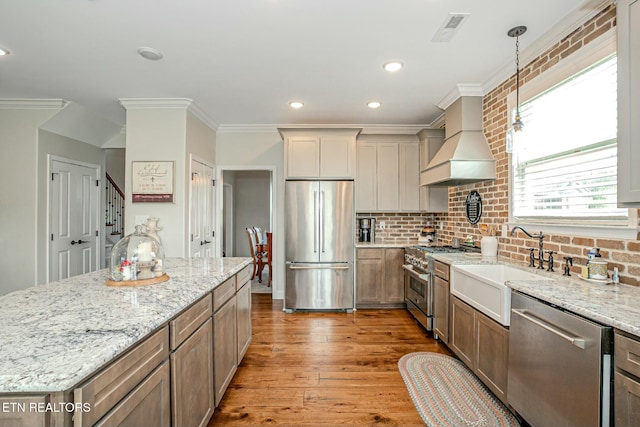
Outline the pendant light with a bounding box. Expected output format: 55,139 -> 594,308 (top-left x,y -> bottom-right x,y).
508,25 -> 527,132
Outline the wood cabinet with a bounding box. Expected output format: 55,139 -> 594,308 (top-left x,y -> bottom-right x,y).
355,136 -> 420,212
281,129 -> 360,179
450,295 -> 475,367
475,310 -> 509,402
169,294 -> 214,427
355,248 -> 404,308
449,295 -> 509,404
617,0 -> 640,206
418,129 -> 448,212
236,278 -> 252,362
213,293 -> 237,406
0,395 -> 50,427
95,361 -> 171,427
432,260 -> 449,344
615,330 -> 640,426
74,326 -> 170,426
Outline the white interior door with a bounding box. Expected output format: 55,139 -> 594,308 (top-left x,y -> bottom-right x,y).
202,163 -> 215,257
190,159 -> 203,257
190,158 -> 216,257
50,159 -> 99,281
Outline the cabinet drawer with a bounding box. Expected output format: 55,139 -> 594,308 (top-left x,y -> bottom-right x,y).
434,260 -> 449,281
94,361 -> 170,427
356,248 -> 383,259
74,326 -> 169,427
236,265 -> 252,291
213,276 -> 236,312
170,293 -> 212,350
616,332 -> 640,378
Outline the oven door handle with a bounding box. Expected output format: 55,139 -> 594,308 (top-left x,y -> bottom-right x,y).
403,265 -> 430,281
512,309 -> 587,349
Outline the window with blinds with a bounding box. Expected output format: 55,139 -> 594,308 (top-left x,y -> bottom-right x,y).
511,53 -> 627,224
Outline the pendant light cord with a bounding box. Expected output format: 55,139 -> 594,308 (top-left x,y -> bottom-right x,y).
515,35 -> 520,115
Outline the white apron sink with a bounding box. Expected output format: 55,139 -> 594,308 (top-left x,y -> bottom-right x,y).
450,264 -> 552,326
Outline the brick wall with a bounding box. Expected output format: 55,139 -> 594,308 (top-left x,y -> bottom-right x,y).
439,4 -> 640,286
357,213 -> 447,243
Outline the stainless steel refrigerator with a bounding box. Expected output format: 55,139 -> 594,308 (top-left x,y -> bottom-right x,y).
285,180 -> 355,311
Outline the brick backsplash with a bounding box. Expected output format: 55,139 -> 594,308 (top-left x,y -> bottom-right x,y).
438,4 -> 640,287
356,213 -> 448,243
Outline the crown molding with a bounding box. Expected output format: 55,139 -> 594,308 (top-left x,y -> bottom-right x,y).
216,123 -> 439,135
187,102 -> 219,131
118,98 -> 193,109
0,99 -> 67,109
481,0 -> 612,95
117,98 -> 218,130
359,124 -> 433,135
435,84 -> 484,110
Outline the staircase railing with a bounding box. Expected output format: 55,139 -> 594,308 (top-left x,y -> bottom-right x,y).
105,173 -> 124,237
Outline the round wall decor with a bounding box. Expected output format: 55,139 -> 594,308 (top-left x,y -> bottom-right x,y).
465,190 -> 483,224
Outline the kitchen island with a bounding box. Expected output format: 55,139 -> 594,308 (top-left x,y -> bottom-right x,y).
0,257 -> 252,427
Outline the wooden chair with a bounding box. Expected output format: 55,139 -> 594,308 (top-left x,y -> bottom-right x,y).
253,226 -> 265,245
265,231 -> 272,286
245,227 -> 260,280
246,227 -> 268,282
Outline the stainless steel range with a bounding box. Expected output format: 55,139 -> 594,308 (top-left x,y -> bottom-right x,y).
403,245 -> 479,330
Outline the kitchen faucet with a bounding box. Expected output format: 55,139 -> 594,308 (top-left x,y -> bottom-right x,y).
510,226 -> 548,270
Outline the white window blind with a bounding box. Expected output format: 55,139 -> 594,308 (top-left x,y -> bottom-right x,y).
511,54 -> 627,224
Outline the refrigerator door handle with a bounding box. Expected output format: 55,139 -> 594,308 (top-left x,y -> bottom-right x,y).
313,190 -> 318,253
287,263 -> 350,270
320,190 -> 325,253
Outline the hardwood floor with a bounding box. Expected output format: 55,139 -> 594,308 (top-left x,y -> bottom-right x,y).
209,294 -> 452,426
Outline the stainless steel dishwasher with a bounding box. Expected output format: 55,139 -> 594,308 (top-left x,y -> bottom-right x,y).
508,291 -> 612,427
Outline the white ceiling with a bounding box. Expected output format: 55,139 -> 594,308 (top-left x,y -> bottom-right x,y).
0,0 -> 602,131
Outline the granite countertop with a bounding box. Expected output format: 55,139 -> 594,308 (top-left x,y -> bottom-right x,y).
0,257 -> 251,394
432,253 -> 640,337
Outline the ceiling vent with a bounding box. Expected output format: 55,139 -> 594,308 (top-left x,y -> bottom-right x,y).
432,13 -> 470,43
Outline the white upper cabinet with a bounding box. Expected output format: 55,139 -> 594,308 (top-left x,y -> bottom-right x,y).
376,143 -> 400,211
399,143 -> 420,211
355,143 -> 377,211
617,0 -> 640,206
286,136 -> 320,178
355,136 -> 420,212
280,129 -> 360,179
418,129 -> 448,212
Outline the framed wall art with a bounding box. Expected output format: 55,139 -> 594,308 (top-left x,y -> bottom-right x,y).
131,161 -> 175,203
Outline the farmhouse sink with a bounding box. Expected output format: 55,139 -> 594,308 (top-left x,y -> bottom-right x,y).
450,264 -> 552,326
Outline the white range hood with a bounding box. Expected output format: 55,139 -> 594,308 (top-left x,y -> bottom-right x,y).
421,96 -> 496,187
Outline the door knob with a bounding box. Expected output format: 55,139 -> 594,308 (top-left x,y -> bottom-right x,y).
203,240 -> 211,244
70,239 -> 86,245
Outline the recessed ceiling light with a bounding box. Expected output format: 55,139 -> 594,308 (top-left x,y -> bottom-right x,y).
383,61 -> 403,72
0,48 -> 10,56
367,101 -> 382,109
137,47 -> 163,61
289,101 -> 304,109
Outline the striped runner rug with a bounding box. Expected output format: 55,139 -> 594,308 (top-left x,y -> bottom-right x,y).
398,352 -> 520,427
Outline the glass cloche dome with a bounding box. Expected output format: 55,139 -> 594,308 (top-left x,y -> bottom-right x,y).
109,225 -> 165,282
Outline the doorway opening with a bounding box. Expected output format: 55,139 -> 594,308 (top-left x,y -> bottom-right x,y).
219,168 -> 274,295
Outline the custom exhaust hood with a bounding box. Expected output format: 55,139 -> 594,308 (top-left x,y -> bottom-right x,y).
421,96 -> 496,187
